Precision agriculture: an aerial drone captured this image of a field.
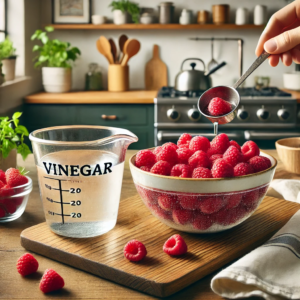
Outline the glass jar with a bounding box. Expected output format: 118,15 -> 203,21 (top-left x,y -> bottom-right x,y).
85,63 -> 103,91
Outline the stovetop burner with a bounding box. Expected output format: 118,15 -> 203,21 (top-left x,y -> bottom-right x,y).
157,86 -> 292,98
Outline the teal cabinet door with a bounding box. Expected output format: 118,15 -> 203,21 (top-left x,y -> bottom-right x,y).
23,104 -> 154,150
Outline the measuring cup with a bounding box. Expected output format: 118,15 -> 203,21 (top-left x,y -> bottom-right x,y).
29,126 -> 138,238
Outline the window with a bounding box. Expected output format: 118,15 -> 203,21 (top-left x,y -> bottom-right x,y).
0,0 -> 7,42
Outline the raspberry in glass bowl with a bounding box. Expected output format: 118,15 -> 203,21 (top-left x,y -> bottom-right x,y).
0,177 -> 32,222
129,135 -> 277,233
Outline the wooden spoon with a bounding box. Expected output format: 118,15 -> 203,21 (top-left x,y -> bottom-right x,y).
121,39 -> 141,66
118,34 -> 128,63
96,36 -> 114,64
109,38 -> 117,63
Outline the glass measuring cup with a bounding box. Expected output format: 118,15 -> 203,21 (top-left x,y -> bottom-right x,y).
29,126 -> 138,238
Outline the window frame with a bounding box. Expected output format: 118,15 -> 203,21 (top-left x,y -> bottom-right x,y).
0,0 -> 7,38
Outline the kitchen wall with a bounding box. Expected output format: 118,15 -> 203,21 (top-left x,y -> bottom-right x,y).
39,0 -> 294,91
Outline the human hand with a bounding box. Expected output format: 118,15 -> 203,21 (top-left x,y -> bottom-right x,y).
255,0 -> 300,67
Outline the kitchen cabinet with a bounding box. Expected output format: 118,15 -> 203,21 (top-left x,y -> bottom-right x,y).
22,104 -> 154,150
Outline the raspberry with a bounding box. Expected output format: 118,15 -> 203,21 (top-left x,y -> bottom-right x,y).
233,162 -> 254,177
213,208 -> 239,226
241,189 -> 260,208
188,150 -> 211,169
163,142 -> 178,151
0,180 -> 5,190
163,234 -> 187,256
153,146 -> 162,155
207,97 -> 232,116
0,207 -> 5,218
241,141 -> 260,161
5,168 -> 28,188
211,133 -> 230,154
140,166 -> 151,172
258,185 -> 269,198
135,150 -> 156,168
249,156 -> 270,173
193,212 -> 214,230
136,186 -> 159,207
0,185 -> 13,197
124,239 -> 147,262
158,194 -> 179,211
17,253 -> 39,276
152,204 -> 172,220
172,208 -> 194,225
192,167 -> 212,178
0,170 -> 6,184
209,154 -> 223,165
261,156 -> 272,168
150,161 -> 172,176
224,193 -> 242,209
40,269 -> 64,293
189,136 -> 210,152
13,196 -> 24,206
211,158 -> 234,178
206,147 -> 219,157
198,196 -> 224,214
177,133 -> 192,148
0,199 -> 17,214
170,164 -> 192,178
176,147 -> 194,164
178,194 -> 201,210
157,145 -> 178,166
229,140 -> 241,151
223,146 -> 244,167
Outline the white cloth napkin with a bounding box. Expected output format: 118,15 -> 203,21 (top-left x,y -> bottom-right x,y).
211,180 -> 300,300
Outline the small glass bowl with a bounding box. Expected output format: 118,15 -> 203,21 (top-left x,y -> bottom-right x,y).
0,177 -> 32,222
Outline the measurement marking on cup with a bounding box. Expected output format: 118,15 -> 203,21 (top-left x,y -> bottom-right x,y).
44,177 -> 82,224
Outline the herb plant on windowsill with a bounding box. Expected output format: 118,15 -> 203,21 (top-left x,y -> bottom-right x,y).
0,37 -> 17,81
31,26 -> 81,93
0,112 -> 31,171
109,0 -> 140,24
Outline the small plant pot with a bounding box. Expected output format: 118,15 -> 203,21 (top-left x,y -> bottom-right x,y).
113,10 -> 129,25
0,64 -> 4,86
0,149 -> 17,171
42,67 -> 72,93
2,57 -> 17,81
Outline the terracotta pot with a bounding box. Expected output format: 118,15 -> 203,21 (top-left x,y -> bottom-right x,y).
0,149 -> 17,171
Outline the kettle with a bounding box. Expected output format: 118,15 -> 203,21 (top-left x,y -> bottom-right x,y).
174,58 -> 226,91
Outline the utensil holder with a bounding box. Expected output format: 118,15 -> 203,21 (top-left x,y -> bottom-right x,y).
197,10 -> 210,24
212,5 -> 230,24
108,64 -> 129,92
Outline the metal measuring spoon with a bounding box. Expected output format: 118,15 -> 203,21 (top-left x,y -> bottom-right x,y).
198,50 -> 270,133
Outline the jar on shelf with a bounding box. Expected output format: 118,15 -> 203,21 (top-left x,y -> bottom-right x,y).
85,63 -> 103,91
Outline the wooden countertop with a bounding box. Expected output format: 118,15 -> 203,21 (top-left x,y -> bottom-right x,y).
25,90 -> 157,104
282,89 -> 300,103
0,150 -> 298,299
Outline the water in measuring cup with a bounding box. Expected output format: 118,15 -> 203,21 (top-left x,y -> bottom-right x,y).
37,149 -> 124,238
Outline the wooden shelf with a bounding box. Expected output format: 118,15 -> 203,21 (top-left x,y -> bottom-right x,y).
49,23 -> 265,30
24,90 -> 157,104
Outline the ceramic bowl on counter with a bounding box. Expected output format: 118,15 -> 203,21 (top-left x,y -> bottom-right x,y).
0,177 -> 32,222
130,151 -> 277,233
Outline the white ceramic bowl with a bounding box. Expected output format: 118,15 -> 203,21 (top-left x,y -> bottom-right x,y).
283,72 -> 300,90
130,151 -> 277,233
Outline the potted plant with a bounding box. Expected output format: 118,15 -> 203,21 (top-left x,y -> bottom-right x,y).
0,63 -> 4,86
31,26 -> 81,93
0,37 -> 17,81
109,0 -> 140,25
0,112 -> 31,170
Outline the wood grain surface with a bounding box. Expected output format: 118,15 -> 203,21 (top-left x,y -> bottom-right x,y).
1,150 -> 299,300
20,196 -> 300,297
145,45 -> 168,91
24,90 -> 157,104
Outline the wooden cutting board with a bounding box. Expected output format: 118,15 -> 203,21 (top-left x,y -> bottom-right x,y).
145,44 -> 168,90
21,195 -> 300,298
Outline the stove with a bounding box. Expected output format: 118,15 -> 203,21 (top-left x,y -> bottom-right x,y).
155,87 -> 299,149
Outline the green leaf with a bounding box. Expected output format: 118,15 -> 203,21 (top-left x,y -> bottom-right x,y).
45,26 -> 54,32
32,45 -> 40,52
2,139 -> 16,158
17,143 -> 31,161
15,125 -> 29,136
12,112 -> 22,120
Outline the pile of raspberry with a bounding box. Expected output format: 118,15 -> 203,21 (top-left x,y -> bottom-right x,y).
0,168 -> 29,218
135,133 -> 271,179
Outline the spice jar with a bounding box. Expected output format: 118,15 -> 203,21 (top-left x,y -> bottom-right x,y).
158,2 -> 174,24
85,63 -> 103,91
